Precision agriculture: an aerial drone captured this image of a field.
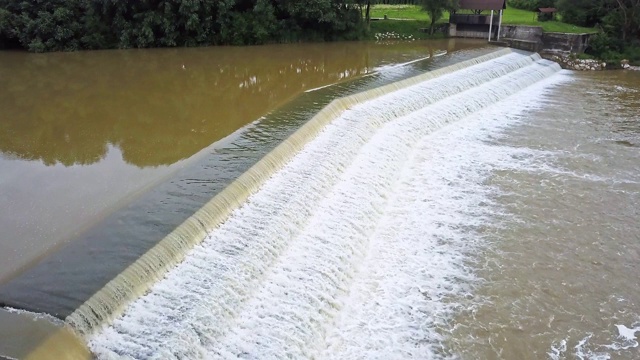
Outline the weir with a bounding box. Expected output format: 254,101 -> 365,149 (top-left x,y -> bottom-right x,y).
68,48 -> 525,337
2,48 -> 565,358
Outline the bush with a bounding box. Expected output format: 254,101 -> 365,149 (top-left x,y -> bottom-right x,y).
556,0 -> 607,28
0,0 -> 367,52
575,53 -> 594,59
586,33 -> 623,56
622,46 -> 640,66
0,0 -> 86,52
508,0 -> 554,11
585,33 -> 640,66
537,12 -> 553,22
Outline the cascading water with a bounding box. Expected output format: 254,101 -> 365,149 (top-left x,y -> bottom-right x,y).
66,48 -> 517,335
82,50 -> 568,358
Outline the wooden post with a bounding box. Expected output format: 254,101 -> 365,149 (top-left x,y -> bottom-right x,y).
497,9 -> 503,40
488,10 -> 494,41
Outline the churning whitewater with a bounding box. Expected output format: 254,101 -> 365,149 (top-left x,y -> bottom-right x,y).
89,52 -> 569,359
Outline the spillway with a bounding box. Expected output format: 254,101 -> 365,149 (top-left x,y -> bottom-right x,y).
60,49 -> 570,359
0,48 -> 574,359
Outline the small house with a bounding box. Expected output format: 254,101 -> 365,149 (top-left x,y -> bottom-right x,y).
449,0 -> 507,40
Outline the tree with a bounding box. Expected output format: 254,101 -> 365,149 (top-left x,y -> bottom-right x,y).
421,0 -> 457,35
352,0 -> 371,31
557,0 -> 639,42
608,0 -> 640,41
0,0 -> 367,51
556,0 -> 607,27
509,0 -> 555,11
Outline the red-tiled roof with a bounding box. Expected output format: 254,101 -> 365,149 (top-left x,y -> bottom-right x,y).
458,0 -> 507,11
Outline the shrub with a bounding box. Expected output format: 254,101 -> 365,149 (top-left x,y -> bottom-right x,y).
509,0 -> 554,11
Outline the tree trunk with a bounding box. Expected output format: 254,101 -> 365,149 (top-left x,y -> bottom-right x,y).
617,0 -> 628,41
365,0 -> 371,27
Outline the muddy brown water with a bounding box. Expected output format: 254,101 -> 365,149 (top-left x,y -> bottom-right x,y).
1,42 -> 638,360
446,70 -> 640,359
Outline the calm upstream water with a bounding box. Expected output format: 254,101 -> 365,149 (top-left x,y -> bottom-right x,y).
0,42 -> 639,360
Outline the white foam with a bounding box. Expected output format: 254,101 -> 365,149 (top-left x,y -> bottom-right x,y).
615,324 -> 640,342
372,51 -> 447,72
89,54 -> 569,359
574,334 -> 612,360
548,324 -> 640,360
549,339 -> 567,360
602,324 -> 640,351
4,307 -> 64,326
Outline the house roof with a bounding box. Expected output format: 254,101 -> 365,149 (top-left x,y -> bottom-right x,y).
458,0 -> 507,11
538,7 -> 557,13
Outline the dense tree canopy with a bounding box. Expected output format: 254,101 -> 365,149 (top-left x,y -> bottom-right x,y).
557,0 -> 640,41
554,0 -> 639,61
507,0 -> 640,43
508,0 -> 555,11
0,0 -> 366,52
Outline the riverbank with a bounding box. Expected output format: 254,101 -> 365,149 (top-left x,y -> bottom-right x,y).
541,51 -> 640,71
369,4 -> 596,34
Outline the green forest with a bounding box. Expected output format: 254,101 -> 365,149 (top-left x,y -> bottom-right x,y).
0,0 -> 370,52
0,0 -> 638,57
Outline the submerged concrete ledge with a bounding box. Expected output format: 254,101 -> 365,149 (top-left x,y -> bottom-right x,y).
0,309 -> 90,360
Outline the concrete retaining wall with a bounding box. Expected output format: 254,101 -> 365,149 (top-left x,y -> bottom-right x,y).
449,22 -> 593,54
500,25 -> 543,43
542,32 -> 590,53
496,25 -> 592,53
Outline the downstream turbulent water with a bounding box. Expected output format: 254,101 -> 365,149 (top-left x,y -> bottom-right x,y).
448,71 -> 640,360
86,52 -> 611,359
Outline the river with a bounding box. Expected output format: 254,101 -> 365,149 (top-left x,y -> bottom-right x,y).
0,41 -> 639,360
0,39 -> 482,292
447,70 -> 640,359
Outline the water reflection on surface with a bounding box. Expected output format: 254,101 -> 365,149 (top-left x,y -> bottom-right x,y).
0,39 -> 486,292
1,42 -> 435,167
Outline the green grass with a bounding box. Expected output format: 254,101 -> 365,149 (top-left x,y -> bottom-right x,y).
370,5 -> 430,21
499,7 -> 596,33
368,4 -> 597,34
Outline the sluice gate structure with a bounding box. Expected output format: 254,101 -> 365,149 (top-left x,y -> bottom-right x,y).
0,48 -> 564,359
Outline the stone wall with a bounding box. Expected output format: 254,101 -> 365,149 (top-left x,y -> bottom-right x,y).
542,32 -> 590,53
542,53 -> 607,70
499,25 -> 543,43
496,39 -> 541,52
450,23 -> 593,54
497,25 -> 592,54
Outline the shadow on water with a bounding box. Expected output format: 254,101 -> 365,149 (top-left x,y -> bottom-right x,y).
0,39 -> 491,317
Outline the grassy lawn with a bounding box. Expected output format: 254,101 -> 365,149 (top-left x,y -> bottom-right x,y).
370,4 -> 430,21
369,4 -> 597,34
499,6 -> 596,33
